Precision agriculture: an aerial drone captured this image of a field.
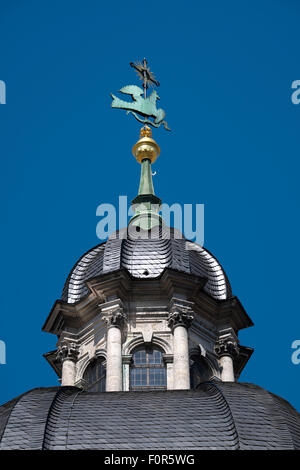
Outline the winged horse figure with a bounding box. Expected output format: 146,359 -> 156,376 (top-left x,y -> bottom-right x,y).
111,85 -> 170,131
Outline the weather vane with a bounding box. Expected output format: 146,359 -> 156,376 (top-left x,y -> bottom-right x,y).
111,58 -> 170,131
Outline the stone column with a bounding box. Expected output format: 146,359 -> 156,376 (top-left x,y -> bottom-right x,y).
57,342 -> 78,386
168,306 -> 194,390
103,306 -> 126,392
215,338 -> 239,382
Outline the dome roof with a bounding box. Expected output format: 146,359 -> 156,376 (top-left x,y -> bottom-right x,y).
62,228 -> 232,304
1,382 -> 299,450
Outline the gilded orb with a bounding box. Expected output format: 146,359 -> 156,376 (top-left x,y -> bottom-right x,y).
132,126 -> 160,164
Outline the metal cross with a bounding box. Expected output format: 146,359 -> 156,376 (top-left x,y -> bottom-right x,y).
130,58 -> 160,99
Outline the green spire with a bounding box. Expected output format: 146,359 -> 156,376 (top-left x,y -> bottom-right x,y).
130,126 -> 162,231
138,158 -> 154,195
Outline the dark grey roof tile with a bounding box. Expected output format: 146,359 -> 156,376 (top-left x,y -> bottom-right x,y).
1,382 -> 299,450
62,231 -> 231,303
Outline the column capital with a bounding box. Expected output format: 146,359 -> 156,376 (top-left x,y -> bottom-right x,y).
168,306 -> 194,331
100,299 -> 127,329
215,337 -> 239,359
56,341 -> 79,363
102,307 -> 127,329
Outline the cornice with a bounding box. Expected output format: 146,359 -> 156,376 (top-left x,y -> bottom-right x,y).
42,268 -> 253,337
217,296 -> 254,331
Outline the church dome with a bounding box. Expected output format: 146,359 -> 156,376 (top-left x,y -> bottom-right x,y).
61,227 -> 232,304
2,57 -> 299,453
1,382 -> 300,450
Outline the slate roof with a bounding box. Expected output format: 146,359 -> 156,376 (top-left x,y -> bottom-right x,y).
1,382 -> 299,450
62,228 -> 232,304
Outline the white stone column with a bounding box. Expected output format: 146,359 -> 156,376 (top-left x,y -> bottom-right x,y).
173,325 -> 190,389
57,342 -> 78,386
106,325 -> 122,391
103,306 -> 126,392
61,359 -> 77,386
168,306 -> 194,390
219,355 -> 235,382
215,337 -> 239,383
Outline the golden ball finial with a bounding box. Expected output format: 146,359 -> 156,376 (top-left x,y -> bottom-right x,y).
132,126 -> 160,164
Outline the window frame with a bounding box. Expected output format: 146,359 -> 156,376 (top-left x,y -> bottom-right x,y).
83,356 -> 106,392
130,346 -> 167,391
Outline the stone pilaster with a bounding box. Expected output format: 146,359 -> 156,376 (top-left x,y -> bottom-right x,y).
101,300 -> 126,392
168,299 -> 194,390
122,355 -> 132,392
215,337 -> 239,382
163,354 -> 174,390
56,341 -> 79,386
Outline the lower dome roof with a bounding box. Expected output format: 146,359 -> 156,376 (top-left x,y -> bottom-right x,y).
62,228 -> 232,304
1,382 -> 299,450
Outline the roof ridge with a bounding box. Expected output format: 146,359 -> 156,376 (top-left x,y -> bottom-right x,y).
43,387 -> 80,450
200,381 -> 240,449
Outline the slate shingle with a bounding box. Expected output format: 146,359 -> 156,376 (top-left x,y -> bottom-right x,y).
62,229 -> 231,304
0,382 -> 299,450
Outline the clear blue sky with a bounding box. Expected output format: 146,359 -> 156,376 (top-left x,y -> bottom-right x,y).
0,0 -> 300,411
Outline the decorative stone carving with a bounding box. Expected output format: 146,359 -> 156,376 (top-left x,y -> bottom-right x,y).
56,342 -> 79,363
168,307 -> 194,331
102,307 -> 127,329
215,337 -> 239,359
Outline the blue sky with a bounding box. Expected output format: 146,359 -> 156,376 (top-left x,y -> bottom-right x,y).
0,0 -> 300,410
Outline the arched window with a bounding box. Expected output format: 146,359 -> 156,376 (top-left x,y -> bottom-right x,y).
83,357 -> 106,392
190,356 -> 213,389
130,346 -> 166,390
